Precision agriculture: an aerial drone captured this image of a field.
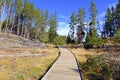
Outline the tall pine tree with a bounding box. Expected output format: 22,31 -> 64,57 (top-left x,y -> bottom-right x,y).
69,11 -> 77,43
77,8 -> 86,43
48,13 -> 58,43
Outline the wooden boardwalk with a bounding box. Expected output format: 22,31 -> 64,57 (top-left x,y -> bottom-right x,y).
41,46 -> 82,80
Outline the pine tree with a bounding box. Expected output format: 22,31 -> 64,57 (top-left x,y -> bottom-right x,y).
116,0 -> 120,29
0,0 -> 6,35
43,9 -> 49,42
31,8 -> 42,39
90,0 -> 98,27
15,0 -> 23,35
85,1 -> 99,48
78,8 -> 86,28
45,9 -> 49,31
9,0 -> 16,33
69,11 -> 77,43
103,0 -> 120,38
77,8 -> 86,43
5,0 -> 12,32
48,13 -> 58,43
104,8 -> 113,37
67,33 -> 72,44
23,1 -> 35,38
38,10 -> 46,42
0,0 -> 58,43
114,29 -> 120,44
77,25 -> 84,44
86,28 -> 99,48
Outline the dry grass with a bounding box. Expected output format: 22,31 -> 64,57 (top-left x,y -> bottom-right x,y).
0,47 -> 53,54
0,47 -> 59,80
70,48 -> 106,63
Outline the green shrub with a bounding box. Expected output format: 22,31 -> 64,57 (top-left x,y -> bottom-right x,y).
86,72 -> 104,80
113,71 -> 120,80
84,28 -> 105,49
101,64 -> 113,80
113,29 -> 120,44
82,55 -> 114,80
53,36 -> 66,45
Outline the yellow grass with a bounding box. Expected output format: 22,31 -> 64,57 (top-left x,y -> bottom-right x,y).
70,48 -> 105,63
0,47 -> 59,80
0,47 -> 55,54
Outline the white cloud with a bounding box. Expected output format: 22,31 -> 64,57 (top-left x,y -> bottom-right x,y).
57,2 -> 118,36
58,22 -> 68,26
99,20 -> 104,25
99,12 -> 106,19
57,21 -> 69,36
58,15 -> 69,21
98,2 -> 117,23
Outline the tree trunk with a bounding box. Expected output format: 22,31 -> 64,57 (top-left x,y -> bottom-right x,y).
5,3 -> 12,33
26,26 -> 30,39
0,1 -> 6,35
21,22 -> 24,36
21,13 -> 24,36
11,19 -> 14,34
23,25 -> 26,38
17,14 -> 20,35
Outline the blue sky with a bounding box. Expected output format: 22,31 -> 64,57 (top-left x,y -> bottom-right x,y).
30,0 -> 118,36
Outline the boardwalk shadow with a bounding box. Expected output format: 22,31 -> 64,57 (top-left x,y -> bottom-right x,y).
58,46 -> 65,48
71,68 -> 79,73
70,68 -> 83,80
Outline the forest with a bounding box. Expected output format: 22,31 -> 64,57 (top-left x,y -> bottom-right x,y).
0,0 -> 63,44
68,0 -> 120,48
1,0 -> 120,80
1,0 -> 120,46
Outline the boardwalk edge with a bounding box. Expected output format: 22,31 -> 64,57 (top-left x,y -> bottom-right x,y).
66,47 -> 84,80
40,46 -> 61,80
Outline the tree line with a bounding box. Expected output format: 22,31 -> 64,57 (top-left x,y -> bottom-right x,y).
103,0 -> 120,44
67,0 -> 120,48
0,0 -> 59,44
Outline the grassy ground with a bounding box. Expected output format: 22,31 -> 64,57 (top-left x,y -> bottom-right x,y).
70,46 -> 120,80
0,46 -> 59,80
0,47 -> 52,54
70,48 -> 106,63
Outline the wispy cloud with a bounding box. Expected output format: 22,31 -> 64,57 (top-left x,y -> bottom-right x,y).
57,21 -> 69,36
98,12 -> 105,26
58,22 -> 69,26
58,15 -> 70,21
57,2 -> 118,36
98,2 -> 117,26
99,12 -> 106,19
99,20 -> 104,25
